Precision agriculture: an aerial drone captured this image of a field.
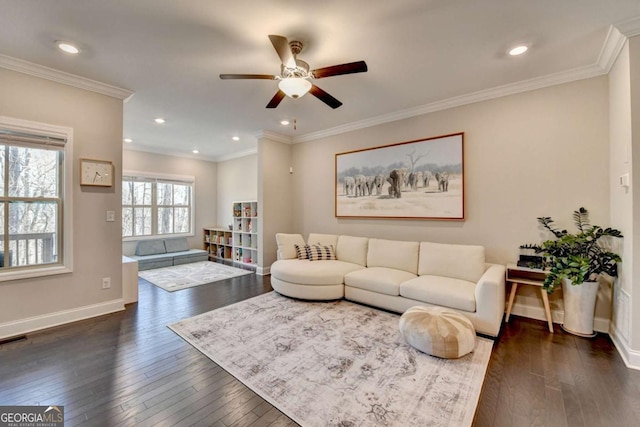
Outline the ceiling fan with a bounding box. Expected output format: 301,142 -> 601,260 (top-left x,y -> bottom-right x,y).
220,35 -> 368,109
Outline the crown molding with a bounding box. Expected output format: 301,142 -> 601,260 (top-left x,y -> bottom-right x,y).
616,16 -> 640,37
597,25 -> 627,72
215,147 -> 258,162
255,130 -> 292,144
0,54 -> 134,101
294,63 -> 605,143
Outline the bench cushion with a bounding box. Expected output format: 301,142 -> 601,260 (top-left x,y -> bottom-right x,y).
164,238 -> 189,253
135,240 -> 167,256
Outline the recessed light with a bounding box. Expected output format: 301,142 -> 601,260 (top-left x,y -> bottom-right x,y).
154,118 -> 165,124
124,138 -> 132,143
56,41 -> 80,54
192,149 -> 199,154
280,120 -> 290,125
232,136 -> 240,141
508,45 -> 528,56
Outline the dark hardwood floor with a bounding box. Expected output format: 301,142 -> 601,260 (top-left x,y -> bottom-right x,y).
1,274 -> 639,426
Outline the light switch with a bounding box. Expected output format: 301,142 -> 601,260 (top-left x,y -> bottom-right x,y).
620,173 -> 630,188
106,210 -> 116,222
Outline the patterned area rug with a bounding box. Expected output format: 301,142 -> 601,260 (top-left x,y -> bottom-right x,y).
169,292 -> 493,426
138,261 -> 252,292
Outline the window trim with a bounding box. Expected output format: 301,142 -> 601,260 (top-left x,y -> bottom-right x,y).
122,170 -> 195,242
0,115 -> 73,282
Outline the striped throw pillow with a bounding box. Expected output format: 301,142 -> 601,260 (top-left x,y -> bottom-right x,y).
306,244 -> 337,261
294,244 -> 310,260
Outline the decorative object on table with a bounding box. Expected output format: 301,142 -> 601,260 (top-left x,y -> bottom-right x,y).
80,158 -> 114,187
335,132 -> 464,220
516,254 -> 544,269
520,207 -> 623,337
138,261 -> 251,292
399,306 -> 476,358
169,292 -> 492,427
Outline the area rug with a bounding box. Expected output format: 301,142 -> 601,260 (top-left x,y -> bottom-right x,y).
138,261 -> 252,291
168,292 -> 493,426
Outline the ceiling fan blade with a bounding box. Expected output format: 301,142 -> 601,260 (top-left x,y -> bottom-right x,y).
309,85 -> 342,109
311,61 -> 368,79
266,90 -> 286,109
268,35 -> 297,69
219,74 -> 277,80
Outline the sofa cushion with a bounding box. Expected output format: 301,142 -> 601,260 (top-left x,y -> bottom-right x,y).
336,235 -> 368,266
164,238 -> 189,253
307,244 -> 337,261
345,267 -> 417,296
367,238 -> 419,275
295,244 -> 310,260
307,233 -> 339,249
418,242 -> 485,283
400,275 -> 476,312
271,259 -> 364,285
135,239 -> 167,256
275,233 -> 306,260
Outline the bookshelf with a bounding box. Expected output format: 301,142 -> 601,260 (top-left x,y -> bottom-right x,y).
232,201 -> 258,267
203,227 -> 233,262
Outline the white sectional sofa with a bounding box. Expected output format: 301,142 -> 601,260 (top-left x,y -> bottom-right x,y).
270,233 -> 506,337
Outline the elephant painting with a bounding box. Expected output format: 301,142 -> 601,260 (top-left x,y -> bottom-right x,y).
423,171 -> 432,188
343,176 -> 355,196
408,172 -> 419,191
387,169 -> 406,198
435,172 -> 449,192
415,172 -> 423,188
374,174 -> 385,195
354,174 -> 367,197
365,176 -> 376,196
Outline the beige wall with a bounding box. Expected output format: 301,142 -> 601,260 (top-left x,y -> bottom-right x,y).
216,154 -> 257,228
122,150 -> 217,255
0,68 -> 124,333
629,36 -> 640,349
290,76 -> 612,323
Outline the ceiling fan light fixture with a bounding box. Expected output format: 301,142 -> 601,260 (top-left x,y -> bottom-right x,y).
278,78 -> 312,99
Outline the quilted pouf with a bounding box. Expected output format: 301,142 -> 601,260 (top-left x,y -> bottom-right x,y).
399,306 -> 476,359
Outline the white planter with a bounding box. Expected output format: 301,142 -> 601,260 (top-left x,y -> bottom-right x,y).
561,279 -> 599,337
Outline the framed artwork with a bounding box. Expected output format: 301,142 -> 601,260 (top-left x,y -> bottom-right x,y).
335,132 -> 464,220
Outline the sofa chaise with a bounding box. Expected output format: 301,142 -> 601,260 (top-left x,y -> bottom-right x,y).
130,237 -> 208,270
270,233 -> 506,337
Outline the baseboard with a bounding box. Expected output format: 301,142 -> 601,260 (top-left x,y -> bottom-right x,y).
609,323 -> 640,370
509,302 -> 610,333
256,266 -> 270,276
0,299 -> 125,340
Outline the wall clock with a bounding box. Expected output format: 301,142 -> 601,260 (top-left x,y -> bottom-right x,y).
80,158 -> 114,187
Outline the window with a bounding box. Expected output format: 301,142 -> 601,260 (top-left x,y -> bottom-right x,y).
0,116 -> 73,280
122,173 -> 194,238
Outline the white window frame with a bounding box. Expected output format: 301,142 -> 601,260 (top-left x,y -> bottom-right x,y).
122,170 -> 195,241
0,116 -> 73,282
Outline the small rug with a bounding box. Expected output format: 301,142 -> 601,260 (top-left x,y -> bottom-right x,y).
138,261 -> 252,291
169,292 -> 493,426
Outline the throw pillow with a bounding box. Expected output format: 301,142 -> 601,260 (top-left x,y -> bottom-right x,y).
294,244 -> 310,260
306,244 -> 337,261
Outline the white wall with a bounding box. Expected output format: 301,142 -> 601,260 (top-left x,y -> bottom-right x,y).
122,150 -> 217,255
216,154 -> 257,229
0,68 -> 124,336
290,76 -> 612,323
629,36 -> 640,351
609,41 -> 633,345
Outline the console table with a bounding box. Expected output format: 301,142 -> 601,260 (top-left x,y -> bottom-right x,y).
505,263 -> 553,332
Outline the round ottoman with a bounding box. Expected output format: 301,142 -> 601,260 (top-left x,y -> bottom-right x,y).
399,306 -> 476,359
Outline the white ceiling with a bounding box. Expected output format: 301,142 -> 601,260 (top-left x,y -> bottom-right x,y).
1,0 -> 639,161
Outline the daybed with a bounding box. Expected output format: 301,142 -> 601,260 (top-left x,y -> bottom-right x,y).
270,233 -> 506,337
130,237 -> 208,271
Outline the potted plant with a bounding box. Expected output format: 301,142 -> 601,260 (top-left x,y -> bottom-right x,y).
521,207 -> 622,337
